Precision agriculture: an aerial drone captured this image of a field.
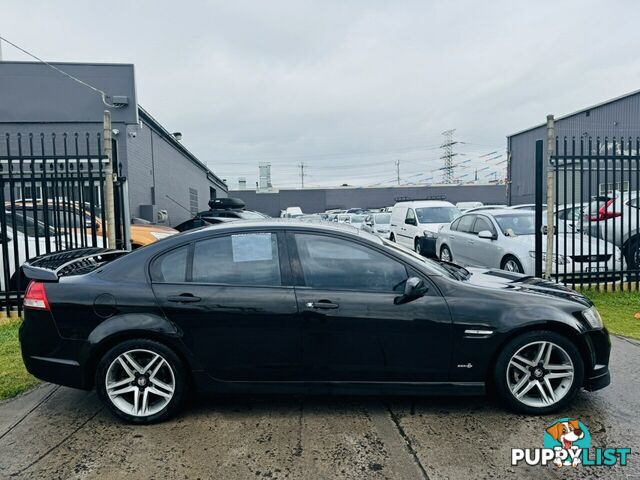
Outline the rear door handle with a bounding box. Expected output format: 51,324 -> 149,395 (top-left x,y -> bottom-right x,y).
167,294 -> 201,303
306,301 -> 339,310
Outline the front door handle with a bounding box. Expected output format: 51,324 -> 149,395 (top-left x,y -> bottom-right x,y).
306,300 -> 339,310
167,294 -> 201,303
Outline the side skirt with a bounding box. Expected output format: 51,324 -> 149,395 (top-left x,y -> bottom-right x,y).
192,373 -> 485,396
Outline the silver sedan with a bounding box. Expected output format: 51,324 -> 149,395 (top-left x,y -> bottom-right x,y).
435,209 -> 624,280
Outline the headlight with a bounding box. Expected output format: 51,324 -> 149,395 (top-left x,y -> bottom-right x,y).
582,306 -> 603,329
423,230 -> 437,238
151,231 -> 175,240
528,251 -> 568,264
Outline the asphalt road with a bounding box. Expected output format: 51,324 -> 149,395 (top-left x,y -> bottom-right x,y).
0,336 -> 638,480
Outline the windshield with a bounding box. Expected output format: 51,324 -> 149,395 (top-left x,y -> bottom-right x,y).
415,206 -> 460,224
237,210 -> 268,219
373,213 -> 391,224
494,214 -> 535,236
381,238 -> 458,279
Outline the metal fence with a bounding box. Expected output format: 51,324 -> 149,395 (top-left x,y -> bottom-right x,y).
534,137 -> 640,290
0,132 -> 127,315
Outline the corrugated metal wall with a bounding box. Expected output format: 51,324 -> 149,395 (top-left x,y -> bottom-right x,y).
231,184 -> 506,217
508,92 -> 640,205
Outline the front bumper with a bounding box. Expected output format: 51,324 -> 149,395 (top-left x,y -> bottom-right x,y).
582,328 -> 611,392
418,237 -> 438,257
583,365 -> 610,391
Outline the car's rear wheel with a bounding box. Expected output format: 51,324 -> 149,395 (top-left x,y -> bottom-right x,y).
494,331 -> 584,414
390,233 -> 396,242
440,245 -> 452,262
501,255 -> 523,273
96,339 -> 186,424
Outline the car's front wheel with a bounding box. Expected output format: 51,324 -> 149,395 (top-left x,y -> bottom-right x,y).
96,339 -> 187,424
414,238 -> 423,256
501,255 -> 523,273
494,330 -> 584,414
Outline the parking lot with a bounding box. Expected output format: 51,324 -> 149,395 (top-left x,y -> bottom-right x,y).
0,335 -> 636,480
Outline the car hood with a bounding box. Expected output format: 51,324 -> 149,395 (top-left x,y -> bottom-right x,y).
422,222 -> 449,233
463,266 -> 591,307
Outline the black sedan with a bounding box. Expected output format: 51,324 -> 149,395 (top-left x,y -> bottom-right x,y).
19,221 -> 610,423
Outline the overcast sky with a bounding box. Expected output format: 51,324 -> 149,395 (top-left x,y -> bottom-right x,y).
2,0 -> 640,189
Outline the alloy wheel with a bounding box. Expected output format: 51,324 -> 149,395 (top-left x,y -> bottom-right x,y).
440,247 -> 451,262
506,341 -> 574,408
504,259 -> 521,272
105,349 -> 175,417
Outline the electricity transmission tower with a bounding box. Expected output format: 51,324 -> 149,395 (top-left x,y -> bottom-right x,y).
440,129 -> 457,184
299,163 -> 306,188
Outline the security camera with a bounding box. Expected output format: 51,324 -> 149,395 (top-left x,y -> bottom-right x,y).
112,128 -> 120,136
128,131 -> 137,138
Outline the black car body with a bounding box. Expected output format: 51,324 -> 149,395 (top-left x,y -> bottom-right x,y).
20,221 -> 610,423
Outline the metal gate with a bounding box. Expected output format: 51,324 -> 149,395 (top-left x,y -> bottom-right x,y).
0,132 -> 127,315
535,136 -> 640,289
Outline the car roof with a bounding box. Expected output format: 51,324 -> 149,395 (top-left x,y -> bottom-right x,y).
478,209 -> 532,217
170,218 -> 384,243
393,200 -> 454,208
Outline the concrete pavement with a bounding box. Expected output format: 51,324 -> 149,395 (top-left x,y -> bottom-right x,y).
0,336 -> 638,479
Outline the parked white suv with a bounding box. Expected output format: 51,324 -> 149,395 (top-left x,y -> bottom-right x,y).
390,200 -> 460,256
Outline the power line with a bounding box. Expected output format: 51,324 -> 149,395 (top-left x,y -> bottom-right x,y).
0,34 -> 124,108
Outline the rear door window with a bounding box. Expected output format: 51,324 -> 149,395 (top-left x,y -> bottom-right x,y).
150,245 -> 189,283
192,232 -> 281,286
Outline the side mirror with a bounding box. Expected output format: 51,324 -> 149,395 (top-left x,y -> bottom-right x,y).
405,218 -> 417,226
394,276 -> 428,305
478,230 -> 495,240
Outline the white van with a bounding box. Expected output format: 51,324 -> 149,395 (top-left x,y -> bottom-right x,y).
390,200 -> 460,256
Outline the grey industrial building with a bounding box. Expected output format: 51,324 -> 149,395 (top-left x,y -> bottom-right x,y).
231,184 -> 506,217
0,61 -> 227,226
507,89 -> 640,205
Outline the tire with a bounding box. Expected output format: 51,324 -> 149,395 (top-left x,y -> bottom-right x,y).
624,236 -> 639,270
493,330 -> 584,415
501,255 -> 524,273
96,338 -> 187,424
414,238 -> 423,256
390,233 -> 396,242
440,245 -> 452,262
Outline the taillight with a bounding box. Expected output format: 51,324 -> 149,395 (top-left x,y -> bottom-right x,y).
589,199 -> 621,221
24,281 -> 50,310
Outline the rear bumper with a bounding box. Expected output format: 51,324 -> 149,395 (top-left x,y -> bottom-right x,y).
21,353 -> 88,390
19,309 -> 90,390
